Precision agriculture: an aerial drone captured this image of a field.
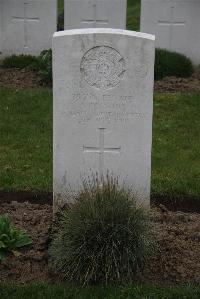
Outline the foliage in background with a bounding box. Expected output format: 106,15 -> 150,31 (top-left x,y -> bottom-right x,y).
0,214 -> 32,261
37,50 -> 53,83
57,0 -> 64,31
1,0 -> 193,83
127,0 -> 140,31
58,11 -> 64,31
2,46 -> 194,85
49,175 -> 152,285
58,0 -> 64,14
1,50 -> 52,84
1,55 -> 38,70
155,49 -> 194,80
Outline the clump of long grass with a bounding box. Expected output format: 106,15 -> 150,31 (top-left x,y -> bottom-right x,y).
49,175 -> 153,284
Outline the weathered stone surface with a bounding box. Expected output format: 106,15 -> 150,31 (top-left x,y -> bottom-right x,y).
64,0 -> 127,29
141,0 -> 200,64
53,28 -> 155,208
0,0 -> 57,57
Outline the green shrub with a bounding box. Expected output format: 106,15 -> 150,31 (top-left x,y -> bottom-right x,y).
49,175 -> 153,285
1,54 -> 39,69
155,48 -> 194,80
37,49 -> 53,83
0,214 -> 32,261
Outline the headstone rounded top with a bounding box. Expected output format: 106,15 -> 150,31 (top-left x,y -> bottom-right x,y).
53,28 -> 155,41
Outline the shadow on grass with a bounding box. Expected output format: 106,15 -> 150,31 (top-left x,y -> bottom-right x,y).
0,191 -> 200,213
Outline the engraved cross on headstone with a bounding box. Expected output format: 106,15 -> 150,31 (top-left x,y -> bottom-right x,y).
12,2 -> 39,48
82,2 -> 108,28
83,128 -> 121,177
158,6 -> 185,50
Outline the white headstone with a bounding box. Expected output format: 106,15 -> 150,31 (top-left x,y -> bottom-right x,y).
141,0 -> 200,64
64,0 -> 127,29
0,0 -> 57,57
53,28 -> 155,208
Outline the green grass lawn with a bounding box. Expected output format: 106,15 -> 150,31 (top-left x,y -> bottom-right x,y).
58,0 -> 139,31
152,93 -> 200,197
0,283 -> 200,299
0,87 -> 200,199
0,88 -> 52,191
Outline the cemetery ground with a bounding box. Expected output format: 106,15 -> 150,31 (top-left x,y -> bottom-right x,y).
0,87 -> 200,202
0,3 -> 200,298
0,71 -> 200,295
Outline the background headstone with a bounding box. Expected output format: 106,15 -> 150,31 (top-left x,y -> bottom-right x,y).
0,0 -> 57,57
53,28 -> 155,208
64,0 -> 127,29
140,0 -> 200,64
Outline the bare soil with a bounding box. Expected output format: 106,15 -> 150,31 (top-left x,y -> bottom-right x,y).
1,67 -> 200,92
0,68 -> 43,89
143,206 -> 200,284
154,70 -> 200,93
0,201 -> 52,283
0,201 -> 199,285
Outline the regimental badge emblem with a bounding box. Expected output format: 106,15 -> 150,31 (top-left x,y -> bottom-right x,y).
80,46 -> 126,90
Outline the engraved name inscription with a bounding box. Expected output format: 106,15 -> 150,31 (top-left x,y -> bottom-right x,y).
67,93 -> 147,124
80,46 -> 125,90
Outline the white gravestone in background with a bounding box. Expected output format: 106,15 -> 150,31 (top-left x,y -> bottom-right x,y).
64,0 -> 127,29
53,29 -> 155,209
141,0 -> 200,65
0,0 -> 57,57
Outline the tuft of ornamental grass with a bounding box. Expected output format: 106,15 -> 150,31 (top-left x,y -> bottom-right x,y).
49,175 -> 153,285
